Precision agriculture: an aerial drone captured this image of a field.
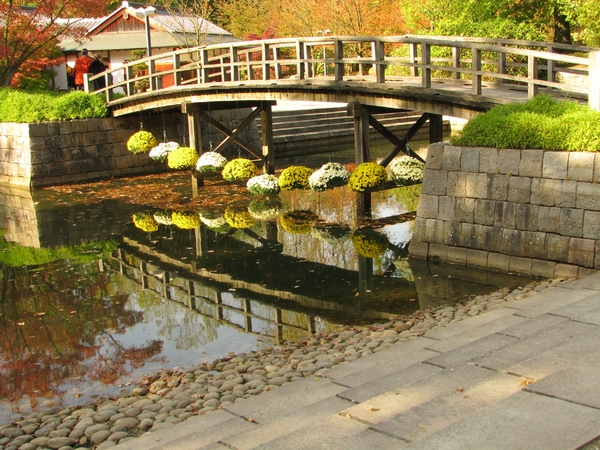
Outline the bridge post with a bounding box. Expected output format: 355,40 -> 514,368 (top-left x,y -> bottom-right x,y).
348,102 -> 371,218
261,102 -> 275,175
373,39 -> 385,83
334,40 -> 344,81
429,114 -> 444,143
184,106 -> 203,193
590,51 -> 600,111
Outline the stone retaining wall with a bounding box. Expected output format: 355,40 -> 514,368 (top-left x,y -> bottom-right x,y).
409,143 -> 600,278
0,110 -> 259,188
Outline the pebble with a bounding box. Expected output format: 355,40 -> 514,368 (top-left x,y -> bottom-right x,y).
0,278 -> 571,449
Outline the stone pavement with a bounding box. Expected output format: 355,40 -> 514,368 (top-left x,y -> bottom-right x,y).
114,272 -> 600,450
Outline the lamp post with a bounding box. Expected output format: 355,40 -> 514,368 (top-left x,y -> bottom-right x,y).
132,6 -> 157,57
316,29 -> 331,76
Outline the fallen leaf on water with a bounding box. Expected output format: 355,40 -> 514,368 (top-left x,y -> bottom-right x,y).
456,387 -> 464,392
370,407 -> 380,411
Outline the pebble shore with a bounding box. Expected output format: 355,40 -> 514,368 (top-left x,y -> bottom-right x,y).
0,277 -> 571,450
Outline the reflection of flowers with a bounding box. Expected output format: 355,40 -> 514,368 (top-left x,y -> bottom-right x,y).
225,207 -> 256,229
200,212 -> 229,231
350,229 -> 389,258
348,162 -> 388,192
222,158 -> 259,181
167,147 -> 199,170
390,156 -> 425,185
278,166 -> 313,190
127,131 -> 158,154
280,211 -> 318,234
248,198 -> 283,220
149,142 -> 179,162
309,162 -> 351,191
196,151 -> 228,173
247,174 -> 280,196
310,224 -> 350,244
153,210 -> 173,225
171,211 -> 200,229
133,212 -> 159,232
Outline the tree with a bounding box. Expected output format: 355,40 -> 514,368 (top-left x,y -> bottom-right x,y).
159,0 -> 221,47
0,0 -> 108,87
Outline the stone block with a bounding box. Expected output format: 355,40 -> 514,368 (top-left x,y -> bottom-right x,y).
530,178 -> 556,206
425,143 -> 444,170
546,233 -> 570,262
559,208 -> 584,238
28,123 -> 47,137
425,218 -> 446,244
441,146 -> 461,170
516,204 -> 539,231
458,223 -> 482,249
507,177 -> 531,203
466,248 -> 489,267
416,194 -> 438,219
595,155 -> 600,183
568,152 -> 595,182
474,199 -> 495,225
428,243 -> 448,260
444,221 -> 461,246
518,149 -> 543,177
408,240 -> 428,258
71,120 -> 88,133
65,160 -> 81,174
61,173 -> 87,184
438,196 -> 455,222
555,263 -> 580,278
58,121 -> 72,135
531,259 -> 557,278
489,174 -> 509,201
509,256 -> 533,275
488,252 -> 510,272
494,201 -> 516,229
502,228 -> 522,256
543,151 -> 568,179
568,237 -> 595,267
479,147 -> 498,173
79,159 -> 96,173
46,122 -> 59,136
454,197 -> 475,223
460,147 -> 480,172
577,182 -> 600,211
481,226 -> 504,253
412,218 -> 427,241
583,211 -> 600,239
465,172 -> 489,198
421,169 -> 448,195
47,162 -> 67,177
115,155 -> 129,169
538,206 -> 561,234
521,230 -> 547,259
446,171 -> 466,197
86,118 -> 104,132
446,246 -> 467,265
498,149 -> 520,175
554,180 -> 578,207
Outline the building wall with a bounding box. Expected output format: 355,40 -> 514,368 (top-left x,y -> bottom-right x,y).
409,143 -> 600,278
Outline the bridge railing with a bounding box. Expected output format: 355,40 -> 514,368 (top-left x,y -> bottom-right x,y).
85,35 -> 599,110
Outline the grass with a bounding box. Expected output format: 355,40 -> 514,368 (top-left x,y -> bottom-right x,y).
451,95 -> 600,151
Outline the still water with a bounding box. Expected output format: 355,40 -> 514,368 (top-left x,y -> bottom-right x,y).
0,143 -> 535,425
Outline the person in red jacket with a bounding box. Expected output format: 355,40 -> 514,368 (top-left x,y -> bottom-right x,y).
73,49 -> 93,90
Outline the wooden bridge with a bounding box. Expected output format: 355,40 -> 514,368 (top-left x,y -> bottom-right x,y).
84,35 -> 600,176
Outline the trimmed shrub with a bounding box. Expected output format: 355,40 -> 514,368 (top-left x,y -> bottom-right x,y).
308,162 -> 351,191
225,207 -> 256,228
172,211 -> 200,229
389,156 -> 425,185
200,212 -> 229,231
247,174 -> 280,196
279,211 -> 318,234
278,166 -> 313,190
350,229 -> 389,258
167,146 -> 199,170
127,131 -> 158,154
133,212 -> 159,232
222,158 -> 259,181
196,151 -> 228,173
347,162 -> 388,192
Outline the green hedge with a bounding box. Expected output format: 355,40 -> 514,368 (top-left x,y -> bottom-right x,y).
0,89 -> 107,122
451,95 -> 600,151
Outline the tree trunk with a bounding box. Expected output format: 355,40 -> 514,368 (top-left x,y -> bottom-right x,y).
553,6 -> 572,44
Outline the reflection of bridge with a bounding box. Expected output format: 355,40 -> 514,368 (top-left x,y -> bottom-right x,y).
87,35 -> 600,180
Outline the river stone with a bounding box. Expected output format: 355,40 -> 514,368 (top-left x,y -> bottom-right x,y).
93,410 -> 115,423
72,408 -> 96,419
47,437 -> 75,449
113,418 -> 139,429
149,422 -> 169,433
30,436 -> 51,446
49,428 -> 70,438
267,377 -> 287,386
91,429 -> 112,445
96,441 -> 117,449
131,386 -> 149,396
139,418 -> 154,431
137,411 -> 157,421
84,424 -> 110,437
124,407 -> 141,417
2,428 -> 23,439
168,408 -> 186,417
109,413 -> 126,422
108,431 -> 130,442
202,399 -> 220,408
17,443 -> 37,450
132,399 -> 154,410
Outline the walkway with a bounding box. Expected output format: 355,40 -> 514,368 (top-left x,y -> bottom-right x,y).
114,272 -> 600,450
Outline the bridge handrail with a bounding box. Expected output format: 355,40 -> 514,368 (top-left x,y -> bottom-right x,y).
84,35 -> 600,111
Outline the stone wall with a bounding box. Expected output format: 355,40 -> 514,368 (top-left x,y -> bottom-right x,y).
0,109 -> 259,188
409,143 -> 600,278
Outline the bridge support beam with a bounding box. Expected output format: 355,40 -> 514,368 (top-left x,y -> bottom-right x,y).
348,103 -> 372,218
429,113 -> 444,144
186,109 -> 204,195
261,102 -> 275,175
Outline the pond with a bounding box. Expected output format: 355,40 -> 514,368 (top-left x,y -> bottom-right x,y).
0,142 -> 536,425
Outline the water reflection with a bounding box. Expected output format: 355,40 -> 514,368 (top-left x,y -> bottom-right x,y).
0,179 -> 534,425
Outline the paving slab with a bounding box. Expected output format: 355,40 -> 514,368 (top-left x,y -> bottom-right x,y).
511,286 -> 599,318
544,292 -> 600,324
404,391 -> 600,450
495,312 -> 569,339
525,350 -> 600,409
560,272 -> 600,290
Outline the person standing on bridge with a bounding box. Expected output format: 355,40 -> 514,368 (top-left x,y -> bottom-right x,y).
73,49 -> 93,90
89,53 -> 106,90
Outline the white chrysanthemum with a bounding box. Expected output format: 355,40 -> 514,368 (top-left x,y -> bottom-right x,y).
153,210 -> 173,225
247,174 -> 280,196
248,198 -> 283,220
310,225 -> 350,244
389,156 -> 425,185
308,162 -> 351,191
196,151 -> 228,173
200,213 -> 228,229
149,141 -> 179,161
